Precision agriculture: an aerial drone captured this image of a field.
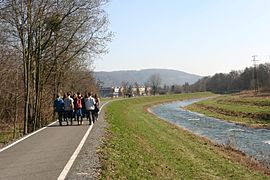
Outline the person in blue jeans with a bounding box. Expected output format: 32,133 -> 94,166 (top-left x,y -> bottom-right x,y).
74,92 -> 83,125
54,94 -> 64,126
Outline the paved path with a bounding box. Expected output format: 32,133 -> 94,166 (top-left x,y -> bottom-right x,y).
67,109 -> 107,179
0,104 -> 108,180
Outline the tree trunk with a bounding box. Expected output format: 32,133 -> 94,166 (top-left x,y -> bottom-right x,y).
24,0 -> 33,135
13,68 -> 19,139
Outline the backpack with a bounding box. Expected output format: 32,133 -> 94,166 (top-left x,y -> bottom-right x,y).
76,97 -> 82,109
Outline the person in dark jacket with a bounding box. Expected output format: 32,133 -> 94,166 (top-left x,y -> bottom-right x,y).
54,94 -> 64,126
94,93 -> 100,120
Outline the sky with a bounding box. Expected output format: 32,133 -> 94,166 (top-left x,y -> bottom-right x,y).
95,0 -> 270,76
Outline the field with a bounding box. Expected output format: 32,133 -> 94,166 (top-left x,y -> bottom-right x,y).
100,92 -> 269,179
186,92 -> 270,128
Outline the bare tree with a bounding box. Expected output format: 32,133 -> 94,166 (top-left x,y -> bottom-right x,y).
148,74 -> 162,95
0,31 -> 24,141
121,81 -> 129,97
0,0 -> 111,134
134,82 -> 140,96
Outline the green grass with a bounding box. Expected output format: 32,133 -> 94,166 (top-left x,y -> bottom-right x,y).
100,92 -> 269,179
187,95 -> 270,127
101,97 -> 114,103
216,95 -> 270,107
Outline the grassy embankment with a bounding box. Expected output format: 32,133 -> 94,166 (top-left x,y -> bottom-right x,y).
186,93 -> 270,128
100,92 -> 269,179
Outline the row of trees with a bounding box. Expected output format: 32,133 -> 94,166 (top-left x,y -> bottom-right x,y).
0,0 -> 111,135
190,63 -> 270,93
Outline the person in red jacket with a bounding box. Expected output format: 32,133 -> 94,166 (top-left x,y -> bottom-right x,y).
74,92 -> 83,125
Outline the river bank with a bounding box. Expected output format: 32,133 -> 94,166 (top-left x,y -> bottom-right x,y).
100,93 -> 269,179
186,93 -> 270,128
151,99 -> 270,169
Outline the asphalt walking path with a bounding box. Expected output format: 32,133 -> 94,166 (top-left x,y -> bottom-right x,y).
0,103 -> 108,180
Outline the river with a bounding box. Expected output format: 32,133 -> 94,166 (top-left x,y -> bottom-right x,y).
151,98 -> 270,166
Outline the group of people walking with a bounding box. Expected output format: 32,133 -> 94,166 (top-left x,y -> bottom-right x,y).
54,92 -> 100,126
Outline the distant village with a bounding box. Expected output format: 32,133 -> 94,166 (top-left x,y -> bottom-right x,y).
99,86 -> 152,98
99,83 -> 191,97
97,73 -> 193,98
95,70 -> 201,97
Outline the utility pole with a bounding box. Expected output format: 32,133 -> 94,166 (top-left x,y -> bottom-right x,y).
251,55 -> 259,93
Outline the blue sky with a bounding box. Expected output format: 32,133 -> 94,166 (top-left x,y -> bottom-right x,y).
95,0 -> 270,76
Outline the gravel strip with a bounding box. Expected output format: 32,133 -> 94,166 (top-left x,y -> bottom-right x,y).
66,108 -> 107,180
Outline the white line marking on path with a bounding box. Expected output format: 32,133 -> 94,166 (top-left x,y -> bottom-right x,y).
57,101 -> 109,180
0,121 -> 57,153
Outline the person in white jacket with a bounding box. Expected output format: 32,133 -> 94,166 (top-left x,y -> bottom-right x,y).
84,92 -> 96,125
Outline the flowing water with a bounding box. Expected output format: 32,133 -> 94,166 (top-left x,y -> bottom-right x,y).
151,98 -> 270,166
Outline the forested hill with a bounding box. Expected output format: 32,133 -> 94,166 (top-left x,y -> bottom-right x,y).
191,63 -> 270,93
94,69 -> 201,87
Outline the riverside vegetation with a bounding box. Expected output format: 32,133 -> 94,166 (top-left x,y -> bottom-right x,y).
186,92 -> 270,128
100,92 -> 270,179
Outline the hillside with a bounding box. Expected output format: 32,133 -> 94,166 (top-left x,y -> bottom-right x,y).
94,69 -> 201,87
